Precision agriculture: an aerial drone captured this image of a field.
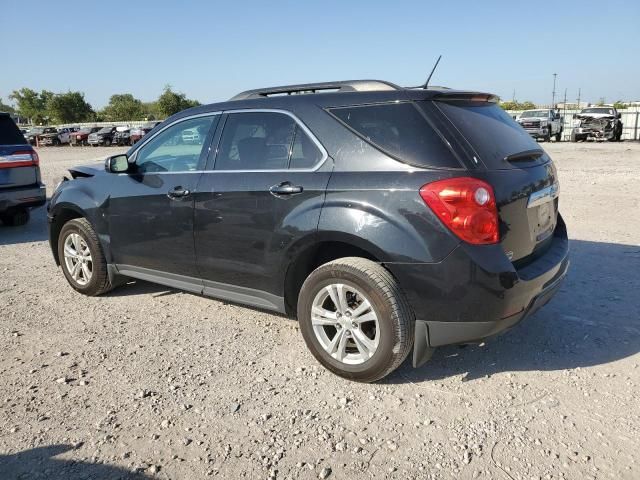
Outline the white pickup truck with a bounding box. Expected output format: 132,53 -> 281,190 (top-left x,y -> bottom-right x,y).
516,109 -> 563,142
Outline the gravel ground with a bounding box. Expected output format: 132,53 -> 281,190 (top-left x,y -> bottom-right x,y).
1,143 -> 639,480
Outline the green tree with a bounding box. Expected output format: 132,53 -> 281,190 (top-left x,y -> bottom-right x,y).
157,85 -> 200,117
0,97 -> 15,113
499,100 -> 537,110
47,91 -> 94,123
613,100 -> 627,110
9,88 -> 48,124
101,94 -> 146,121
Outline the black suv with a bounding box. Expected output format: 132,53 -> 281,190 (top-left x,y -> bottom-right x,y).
48,80 -> 568,382
1,113 -> 46,226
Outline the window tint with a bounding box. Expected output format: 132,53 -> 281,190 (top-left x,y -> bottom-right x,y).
216,112 -> 295,170
434,101 -> 546,169
135,116 -> 216,173
329,102 -> 459,168
0,116 -> 27,145
289,126 -> 322,169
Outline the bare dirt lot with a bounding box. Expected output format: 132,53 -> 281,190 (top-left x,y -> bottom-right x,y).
1,143 -> 639,480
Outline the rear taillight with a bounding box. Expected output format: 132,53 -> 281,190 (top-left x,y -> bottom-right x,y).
419,177 -> 499,245
0,150 -> 39,169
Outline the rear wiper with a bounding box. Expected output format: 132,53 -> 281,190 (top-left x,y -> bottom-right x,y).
504,149 -> 544,162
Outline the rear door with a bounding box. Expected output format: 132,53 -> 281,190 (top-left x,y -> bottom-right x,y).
194,110 -> 332,301
0,114 -> 37,189
108,114 -> 219,281
429,99 -> 560,262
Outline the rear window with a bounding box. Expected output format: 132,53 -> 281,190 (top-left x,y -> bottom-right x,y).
328,103 -> 460,169
435,101 -> 545,169
0,115 -> 27,145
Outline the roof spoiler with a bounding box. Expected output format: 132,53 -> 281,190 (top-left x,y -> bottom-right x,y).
432,92 -> 499,103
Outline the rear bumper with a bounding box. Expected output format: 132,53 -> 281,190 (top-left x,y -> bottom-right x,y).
387,216 -> 569,366
0,183 -> 47,212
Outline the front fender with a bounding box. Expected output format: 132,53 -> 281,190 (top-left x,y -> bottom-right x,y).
48,181 -> 112,263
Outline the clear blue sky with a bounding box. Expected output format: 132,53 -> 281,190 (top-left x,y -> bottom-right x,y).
2,0 -> 639,108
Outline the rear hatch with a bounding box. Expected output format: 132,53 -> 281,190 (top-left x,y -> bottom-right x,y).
0,114 -> 38,189
430,97 -> 559,263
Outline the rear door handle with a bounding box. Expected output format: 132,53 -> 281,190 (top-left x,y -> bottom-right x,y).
167,186 -> 191,199
269,182 -> 303,197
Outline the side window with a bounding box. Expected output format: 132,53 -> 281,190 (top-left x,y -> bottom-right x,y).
135,116 -> 216,173
289,126 -> 322,169
215,112 -> 295,170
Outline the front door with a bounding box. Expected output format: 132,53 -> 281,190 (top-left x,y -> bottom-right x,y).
194,111 -> 332,304
109,114 -> 219,281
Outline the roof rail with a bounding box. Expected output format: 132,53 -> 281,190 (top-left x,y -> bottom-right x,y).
230,80 -> 401,101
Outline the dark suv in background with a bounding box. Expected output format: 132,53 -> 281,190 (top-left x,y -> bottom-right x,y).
0,113 -> 46,226
48,80 -> 568,382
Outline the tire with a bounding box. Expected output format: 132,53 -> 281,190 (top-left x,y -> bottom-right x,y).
57,218 -> 113,296
571,132 -> 578,142
297,257 -> 414,383
555,129 -> 562,142
543,127 -> 551,142
104,138 -> 111,147
0,208 -> 29,227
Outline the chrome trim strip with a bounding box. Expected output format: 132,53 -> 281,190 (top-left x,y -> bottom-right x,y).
527,183 -> 559,208
128,108 -> 329,173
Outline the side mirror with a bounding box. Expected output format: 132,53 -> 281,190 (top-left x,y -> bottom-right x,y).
105,154 -> 129,173
572,113 -> 577,119
617,112 -> 622,119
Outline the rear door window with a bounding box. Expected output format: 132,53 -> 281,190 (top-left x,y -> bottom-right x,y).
433,101 -> 547,169
0,116 -> 27,145
328,102 -> 461,169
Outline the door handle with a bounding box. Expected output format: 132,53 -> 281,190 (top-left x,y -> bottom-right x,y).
167,186 -> 191,199
269,182 -> 303,197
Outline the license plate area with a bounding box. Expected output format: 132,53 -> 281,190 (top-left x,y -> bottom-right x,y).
527,184 -> 559,242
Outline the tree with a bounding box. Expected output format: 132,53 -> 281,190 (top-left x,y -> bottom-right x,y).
0,97 -> 15,113
157,85 -> 200,117
499,100 -> 537,110
9,88 -> 48,124
47,91 -> 94,123
613,100 -> 627,110
101,94 -> 146,121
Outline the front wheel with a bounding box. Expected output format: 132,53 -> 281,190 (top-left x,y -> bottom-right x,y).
58,218 -> 113,296
297,257 -> 414,383
555,129 -> 562,142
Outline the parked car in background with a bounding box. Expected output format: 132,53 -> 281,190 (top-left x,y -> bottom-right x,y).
25,127 -> 57,145
71,127 -> 101,146
181,128 -> 201,144
129,121 -> 161,144
88,126 -> 118,146
48,79 -> 568,382
0,112 -> 46,226
571,107 -> 623,142
113,126 -> 132,146
39,126 -> 78,146
516,109 -> 563,142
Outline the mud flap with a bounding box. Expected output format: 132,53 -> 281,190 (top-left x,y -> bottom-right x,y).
413,320 -> 436,368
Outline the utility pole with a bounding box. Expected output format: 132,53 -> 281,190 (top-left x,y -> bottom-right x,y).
551,73 -> 557,108
577,88 -> 581,109
512,89 -> 516,102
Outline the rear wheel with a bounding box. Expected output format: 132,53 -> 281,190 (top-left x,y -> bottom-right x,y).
104,138 -> 111,147
297,257 -> 414,383
58,218 -> 113,296
0,208 -> 29,227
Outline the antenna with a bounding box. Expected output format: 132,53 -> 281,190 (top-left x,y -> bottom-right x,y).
422,55 -> 442,89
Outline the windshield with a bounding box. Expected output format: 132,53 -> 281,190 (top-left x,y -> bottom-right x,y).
29,128 -> 44,134
581,108 -> 615,115
44,128 -> 57,133
79,127 -> 92,133
520,110 -> 549,118
98,127 -> 113,134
